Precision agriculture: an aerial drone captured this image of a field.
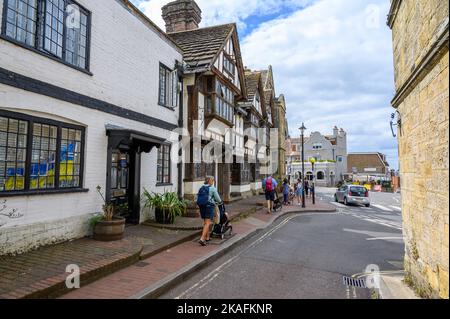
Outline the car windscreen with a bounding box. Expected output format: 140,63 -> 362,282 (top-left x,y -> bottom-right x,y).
350,187 -> 367,196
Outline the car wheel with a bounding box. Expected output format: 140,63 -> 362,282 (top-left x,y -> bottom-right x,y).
365,204 -> 370,208
344,197 -> 349,206
335,195 -> 338,202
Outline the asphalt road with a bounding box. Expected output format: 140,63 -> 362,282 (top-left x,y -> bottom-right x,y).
160,188 -> 404,299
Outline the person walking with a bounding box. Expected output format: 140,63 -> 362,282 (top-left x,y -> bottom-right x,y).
197,176 -> 222,246
263,175 -> 278,214
295,181 -> 303,205
282,178 -> 290,205
305,180 -> 310,198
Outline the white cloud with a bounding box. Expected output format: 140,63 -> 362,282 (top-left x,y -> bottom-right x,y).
240,0 -> 398,168
132,0 -> 311,31
131,0 -> 399,169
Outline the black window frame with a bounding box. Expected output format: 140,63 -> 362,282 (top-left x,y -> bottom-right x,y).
0,109 -> 86,196
156,144 -> 171,186
158,62 -> 178,110
1,0 -> 92,74
223,52 -> 236,77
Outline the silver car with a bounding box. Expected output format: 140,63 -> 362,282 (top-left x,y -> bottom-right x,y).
335,185 -> 370,207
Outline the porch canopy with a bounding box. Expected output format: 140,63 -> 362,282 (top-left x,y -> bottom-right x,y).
106,127 -> 167,153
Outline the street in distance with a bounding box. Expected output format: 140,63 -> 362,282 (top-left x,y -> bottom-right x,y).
177,303 -> 273,316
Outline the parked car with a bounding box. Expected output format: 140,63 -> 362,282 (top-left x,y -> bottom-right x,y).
335,185 -> 370,207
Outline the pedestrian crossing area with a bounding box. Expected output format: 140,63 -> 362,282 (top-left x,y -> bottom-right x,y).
330,202 -> 401,213
340,211 -> 402,230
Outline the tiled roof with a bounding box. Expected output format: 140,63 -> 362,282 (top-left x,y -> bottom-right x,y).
168,23 -> 235,72
244,71 -> 261,102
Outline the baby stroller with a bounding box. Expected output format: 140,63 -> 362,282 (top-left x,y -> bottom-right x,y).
273,191 -> 283,212
211,203 -> 233,240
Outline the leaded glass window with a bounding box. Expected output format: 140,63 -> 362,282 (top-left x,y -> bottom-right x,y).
0,111 -> 85,194
0,117 -> 28,191
5,0 -> 38,46
59,127 -> 82,188
2,0 -> 91,71
157,145 -> 171,184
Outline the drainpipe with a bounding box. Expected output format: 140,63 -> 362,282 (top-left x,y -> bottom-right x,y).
177,75 -> 184,199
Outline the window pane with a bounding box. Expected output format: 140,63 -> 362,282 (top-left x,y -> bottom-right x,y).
31,122 -> 57,189
59,128 -> 82,188
44,0 -> 64,58
5,0 -> 37,46
159,65 -> 166,105
0,117 -> 28,192
65,8 -> 89,69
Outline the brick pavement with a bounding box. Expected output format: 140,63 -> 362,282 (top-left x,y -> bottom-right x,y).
0,195 -> 268,299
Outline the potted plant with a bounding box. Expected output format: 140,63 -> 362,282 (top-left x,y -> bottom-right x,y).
143,189 -> 186,224
90,186 -> 126,241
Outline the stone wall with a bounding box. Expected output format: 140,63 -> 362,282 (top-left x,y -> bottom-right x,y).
390,0 -> 449,299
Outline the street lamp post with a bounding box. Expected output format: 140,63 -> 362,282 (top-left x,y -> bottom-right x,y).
309,157 -> 316,205
299,123 -> 306,208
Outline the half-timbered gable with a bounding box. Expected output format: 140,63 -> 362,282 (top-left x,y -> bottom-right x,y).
164,1 -> 248,202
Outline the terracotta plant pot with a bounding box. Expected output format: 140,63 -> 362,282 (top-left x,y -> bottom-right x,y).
93,217 -> 125,241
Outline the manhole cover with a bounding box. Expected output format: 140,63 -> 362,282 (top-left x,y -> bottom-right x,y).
343,276 -> 367,288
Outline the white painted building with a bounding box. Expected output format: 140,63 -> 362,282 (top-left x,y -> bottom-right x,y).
0,0 -> 183,255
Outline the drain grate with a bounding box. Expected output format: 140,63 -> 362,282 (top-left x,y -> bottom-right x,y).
343,276 -> 367,288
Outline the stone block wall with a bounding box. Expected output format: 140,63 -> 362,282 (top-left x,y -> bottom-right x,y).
390,0 -> 449,299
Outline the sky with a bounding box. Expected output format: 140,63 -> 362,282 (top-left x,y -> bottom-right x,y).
131,0 -> 399,169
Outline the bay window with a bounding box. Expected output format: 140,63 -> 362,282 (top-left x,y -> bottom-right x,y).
1,0 -> 91,71
0,111 -> 85,194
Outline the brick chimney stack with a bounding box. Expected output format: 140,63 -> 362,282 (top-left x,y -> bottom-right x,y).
162,0 -> 202,33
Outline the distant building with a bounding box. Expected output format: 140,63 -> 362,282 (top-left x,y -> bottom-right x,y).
286,127 -> 347,187
346,152 -> 390,181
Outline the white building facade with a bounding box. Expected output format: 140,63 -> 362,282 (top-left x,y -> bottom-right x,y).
287,127 -> 348,187
0,0 -> 183,255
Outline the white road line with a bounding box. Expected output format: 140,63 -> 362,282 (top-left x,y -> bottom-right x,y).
366,237 -> 403,241
175,212 -> 336,299
330,202 -> 346,208
372,204 -> 393,212
390,206 -> 402,211
175,215 -> 296,299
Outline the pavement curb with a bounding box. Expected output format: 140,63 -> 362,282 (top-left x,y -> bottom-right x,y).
131,207 -> 337,299
378,272 -> 420,299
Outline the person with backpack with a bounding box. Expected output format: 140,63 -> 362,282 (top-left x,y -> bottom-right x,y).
263,175 -> 278,214
282,178 -> 290,205
197,176 -> 222,246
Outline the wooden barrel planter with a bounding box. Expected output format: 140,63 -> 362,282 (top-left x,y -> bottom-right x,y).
93,217 -> 126,241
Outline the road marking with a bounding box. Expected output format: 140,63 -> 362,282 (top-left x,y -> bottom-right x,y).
175,212 -> 337,299
372,204 -> 393,212
390,206 -> 402,212
330,202 -> 346,208
366,237 -> 403,241
175,215 -> 296,299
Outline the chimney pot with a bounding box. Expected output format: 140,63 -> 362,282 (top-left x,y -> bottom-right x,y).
162,0 -> 202,33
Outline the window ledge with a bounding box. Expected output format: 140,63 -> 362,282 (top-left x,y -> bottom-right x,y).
0,188 -> 89,198
156,183 -> 173,187
158,103 -> 176,112
0,35 -> 93,76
